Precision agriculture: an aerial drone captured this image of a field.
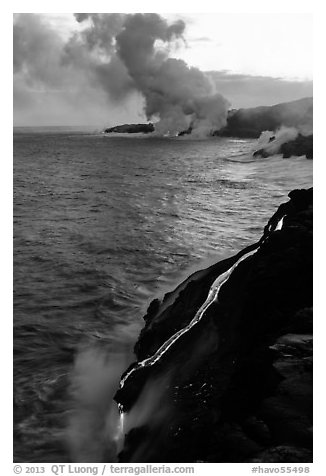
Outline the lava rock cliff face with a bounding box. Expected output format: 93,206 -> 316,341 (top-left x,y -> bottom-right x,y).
216,97 -> 312,139
115,188 -> 313,463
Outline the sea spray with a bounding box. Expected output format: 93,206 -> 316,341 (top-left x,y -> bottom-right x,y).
117,372 -> 175,462
255,127 -> 299,156
66,346 -> 130,462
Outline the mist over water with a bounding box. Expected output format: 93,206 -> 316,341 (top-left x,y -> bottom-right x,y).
66,346 -> 129,462
13,130 -> 312,462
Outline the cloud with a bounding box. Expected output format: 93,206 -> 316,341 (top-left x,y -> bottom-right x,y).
13,14 -> 313,129
13,13 -> 64,87
63,13 -> 229,136
13,13 -> 142,126
208,71 -> 313,109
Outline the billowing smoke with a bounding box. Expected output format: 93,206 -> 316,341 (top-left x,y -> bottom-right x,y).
13,14 -> 313,129
13,13 -> 229,133
257,126 -> 299,155
13,13 -> 144,126
63,13 -> 230,136
256,124 -> 314,158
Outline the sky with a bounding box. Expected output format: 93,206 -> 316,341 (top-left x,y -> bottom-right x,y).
13,12 -> 313,127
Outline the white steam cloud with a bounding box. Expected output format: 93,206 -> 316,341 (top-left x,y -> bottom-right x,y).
65,13 -> 230,136
66,346 -> 131,462
256,123 -> 313,157
14,13 -> 229,135
257,126 -> 299,155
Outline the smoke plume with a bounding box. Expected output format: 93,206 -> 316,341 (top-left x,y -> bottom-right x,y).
256,124 -> 313,157
13,13 -> 143,126
63,13 -> 230,136
258,127 -> 298,152
14,13 -> 229,134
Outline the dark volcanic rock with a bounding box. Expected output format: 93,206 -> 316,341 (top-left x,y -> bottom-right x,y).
104,98 -> 312,139
280,134 -> 313,159
115,188 -> 313,463
254,134 -> 313,159
215,97 -> 312,139
178,126 -> 193,136
104,123 -> 154,134
248,446 -> 313,463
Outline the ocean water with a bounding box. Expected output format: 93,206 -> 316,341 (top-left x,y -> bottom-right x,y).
13,129 -> 313,462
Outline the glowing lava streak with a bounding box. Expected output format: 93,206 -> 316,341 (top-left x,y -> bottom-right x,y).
114,403 -> 126,449
119,246 -> 258,390
116,212 -> 287,448
275,215 -> 286,231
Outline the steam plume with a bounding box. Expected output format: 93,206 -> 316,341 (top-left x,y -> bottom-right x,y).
256,123 -> 312,157
66,346 -> 130,462
257,126 -> 299,154
64,13 -> 230,136
13,14 -> 313,128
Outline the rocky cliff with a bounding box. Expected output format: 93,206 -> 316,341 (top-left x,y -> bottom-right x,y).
215,97 -> 312,138
114,188 -> 313,463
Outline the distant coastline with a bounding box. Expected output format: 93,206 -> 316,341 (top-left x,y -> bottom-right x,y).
103,97 -> 313,140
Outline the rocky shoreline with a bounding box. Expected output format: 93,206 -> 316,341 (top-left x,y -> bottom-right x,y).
253,134 -> 313,159
114,188 -> 313,463
104,97 -> 312,142
215,97 -> 312,139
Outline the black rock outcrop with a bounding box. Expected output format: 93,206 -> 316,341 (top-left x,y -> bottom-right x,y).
115,188 -> 313,463
104,98 -> 312,139
280,134 -> 313,159
215,97 -> 313,139
253,134 -> 313,159
104,123 -> 154,134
